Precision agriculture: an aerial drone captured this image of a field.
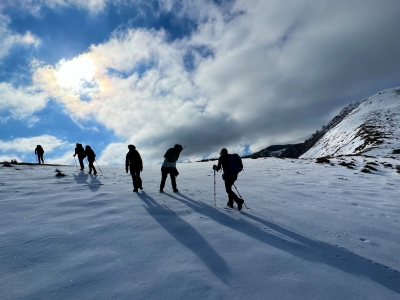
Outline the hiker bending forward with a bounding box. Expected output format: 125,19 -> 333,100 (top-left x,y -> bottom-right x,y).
213,148 -> 244,211
160,144 -> 184,193
125,145 -> 143,192
35,145 -> 44,164
85,145 -> 97,175
74,143 -> 86,170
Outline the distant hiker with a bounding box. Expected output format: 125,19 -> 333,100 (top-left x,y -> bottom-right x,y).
35,145 -> 44,164
160,144 -> 184,193
85,145 -> 97,175
125,144 -> 143,192
213,148 -> 244,210
73,143 -> 86,170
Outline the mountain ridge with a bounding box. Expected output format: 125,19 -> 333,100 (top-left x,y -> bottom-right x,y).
249,86 -> 400,159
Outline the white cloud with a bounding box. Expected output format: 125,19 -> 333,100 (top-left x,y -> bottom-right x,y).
59,0 -> 109,13
0,134 -> 67,153
0,82 -> 48,119
3,0 -> 225,17
0,155 -> 22,162
21,31 -> 40,45
97,143 -> 127,166
26,116 -> 41,128
1,0 -> 110,15
24,0 -> 400,162
46,150 -> 75,165
0,12 -> 40,61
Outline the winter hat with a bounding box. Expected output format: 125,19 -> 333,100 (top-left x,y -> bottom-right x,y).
128,144 -> 136,150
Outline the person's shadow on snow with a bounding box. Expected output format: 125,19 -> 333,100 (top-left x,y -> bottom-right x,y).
166,192 -> 400,295
88,175 -> 102,192
137,191 -> 231,283
73,171 -> 102,192
73,170 -> 88,184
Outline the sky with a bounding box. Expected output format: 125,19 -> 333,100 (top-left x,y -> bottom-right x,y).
1,0 -> 400,165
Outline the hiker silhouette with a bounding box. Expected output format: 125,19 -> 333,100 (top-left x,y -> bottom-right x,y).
125,144 -> 143,192
160,144 -> 184,193
34,145 -> 44,164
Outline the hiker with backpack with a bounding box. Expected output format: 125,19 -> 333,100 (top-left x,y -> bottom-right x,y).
213,148 -> 244,210
73,143 -> 86,170
35,145 -> 44,164
159,144 -> 184,193
85,145 -> 97,175
125,144 -> 143,192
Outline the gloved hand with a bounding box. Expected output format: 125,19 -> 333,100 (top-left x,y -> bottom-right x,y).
73,154 -> 76,157
213,165 -> 217,171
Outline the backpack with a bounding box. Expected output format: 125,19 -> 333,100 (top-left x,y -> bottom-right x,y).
165,148 -> 179,163
228,154 -> 243,173
86,148 -> 96,159
36,145 -> 44,154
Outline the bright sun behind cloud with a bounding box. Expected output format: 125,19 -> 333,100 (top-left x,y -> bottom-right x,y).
56,56 -> 96,89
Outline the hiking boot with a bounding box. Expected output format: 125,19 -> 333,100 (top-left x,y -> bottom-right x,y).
227,202 -> 234,208
88,171 -> 91,175
94,172 -> 97,175
173,189 -> 179,193
159,189 -> 164,193
237,199 -> 244,211
140,187 -> 143,190
133,189 -> 138,192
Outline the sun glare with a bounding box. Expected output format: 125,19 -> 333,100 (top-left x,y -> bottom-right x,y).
56,56 -> 96,89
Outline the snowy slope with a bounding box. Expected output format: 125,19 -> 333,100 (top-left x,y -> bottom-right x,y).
302,87 -> 400,158
1,158 -> 400,299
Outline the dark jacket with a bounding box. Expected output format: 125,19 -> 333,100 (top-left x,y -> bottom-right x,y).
216,154 -> 230,173
35,146 -> 44,155
74,144 -> 86,158
162,147 -> 183,168
164,147 -> 183,163
85,147 -> 96,162
125,149 -> 143,171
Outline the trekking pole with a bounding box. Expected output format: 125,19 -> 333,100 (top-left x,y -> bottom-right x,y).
214,169 -> 216,207
73,156 -> 79,170
94,160 -> 103,174
233,183 -> 249,209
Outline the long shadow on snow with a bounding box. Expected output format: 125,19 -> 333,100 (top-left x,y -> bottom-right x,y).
73,171 -> 102,192
166,193 -> 400,294
137,191 -> 230,283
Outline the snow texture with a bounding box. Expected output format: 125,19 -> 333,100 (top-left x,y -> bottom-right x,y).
302,87 -> 400,158
1,158 -> 400,299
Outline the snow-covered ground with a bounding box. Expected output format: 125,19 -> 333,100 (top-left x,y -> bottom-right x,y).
1,157 -> 400,299
302,87 -> 400,158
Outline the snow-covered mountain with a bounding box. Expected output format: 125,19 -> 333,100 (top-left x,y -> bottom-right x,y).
251,86 -> 400,159
302,87 -> 400,158
250,96 -> 368,159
